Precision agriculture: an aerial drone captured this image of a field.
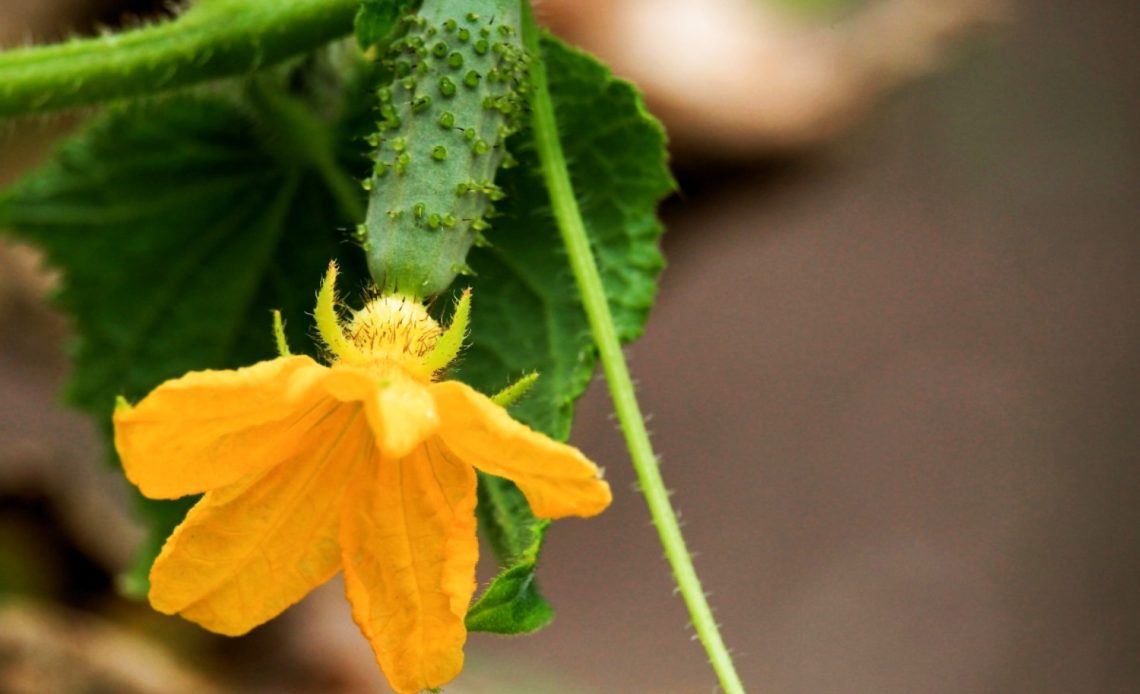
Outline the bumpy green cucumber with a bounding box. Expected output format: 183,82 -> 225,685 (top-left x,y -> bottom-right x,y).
360,0 -> 528,297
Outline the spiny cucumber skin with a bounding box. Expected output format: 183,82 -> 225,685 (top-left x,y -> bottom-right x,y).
361,0 -> 528,298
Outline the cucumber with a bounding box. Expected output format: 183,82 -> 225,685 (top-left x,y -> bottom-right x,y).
360,0 -> 528,298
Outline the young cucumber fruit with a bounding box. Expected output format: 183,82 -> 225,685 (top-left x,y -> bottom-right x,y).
361,0 -> 528,298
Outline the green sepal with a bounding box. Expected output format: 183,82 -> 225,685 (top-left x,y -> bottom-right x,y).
490,371 -> 538,407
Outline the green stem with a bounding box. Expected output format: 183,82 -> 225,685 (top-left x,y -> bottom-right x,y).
313,150 -> 368,224
520,6 -> 746,694
246,78 -> 365,223
0,0 -> 358,117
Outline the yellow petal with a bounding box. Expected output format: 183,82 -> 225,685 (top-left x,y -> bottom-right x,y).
432,381 -> 612,519
148,403 -> 370,635
341,442 -> 478,694
320,363 -> 438,459
114,355 -> 328,499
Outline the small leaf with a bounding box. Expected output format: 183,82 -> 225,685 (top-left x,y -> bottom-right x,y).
465,518 -> 553,634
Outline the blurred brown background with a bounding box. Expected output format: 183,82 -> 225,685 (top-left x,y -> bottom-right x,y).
1,0 -> 1137,692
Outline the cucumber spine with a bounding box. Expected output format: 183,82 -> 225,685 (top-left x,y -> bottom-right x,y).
361,0 -> 528,298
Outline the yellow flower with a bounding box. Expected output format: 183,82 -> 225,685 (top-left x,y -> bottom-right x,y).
113,262 -> 612,694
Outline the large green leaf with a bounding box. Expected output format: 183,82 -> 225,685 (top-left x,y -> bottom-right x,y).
0,76 -> 372,593
458,36 -> 672,633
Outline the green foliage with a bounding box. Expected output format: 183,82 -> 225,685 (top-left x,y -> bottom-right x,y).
0,76 -> 372,592
0,32 -> 670,632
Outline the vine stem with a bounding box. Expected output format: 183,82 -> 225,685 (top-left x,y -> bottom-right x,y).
520,6 -> 746,693
0,0 -> 358,117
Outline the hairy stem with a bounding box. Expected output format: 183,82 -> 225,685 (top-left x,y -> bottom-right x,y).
0,0 -> 358,117
520,5 -> 746,693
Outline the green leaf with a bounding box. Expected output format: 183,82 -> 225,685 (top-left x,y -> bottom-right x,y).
0,77 -> 372,593
459,36 -> 672,632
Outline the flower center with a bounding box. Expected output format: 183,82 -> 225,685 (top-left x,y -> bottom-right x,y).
345,296 -> 441,378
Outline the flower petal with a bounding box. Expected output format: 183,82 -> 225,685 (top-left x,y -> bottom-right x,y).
114,355 -> 329,499
320,363 -> 439,458
341,442 -> 478,694
432,381 -> 612,518
148,402 -> 370,635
